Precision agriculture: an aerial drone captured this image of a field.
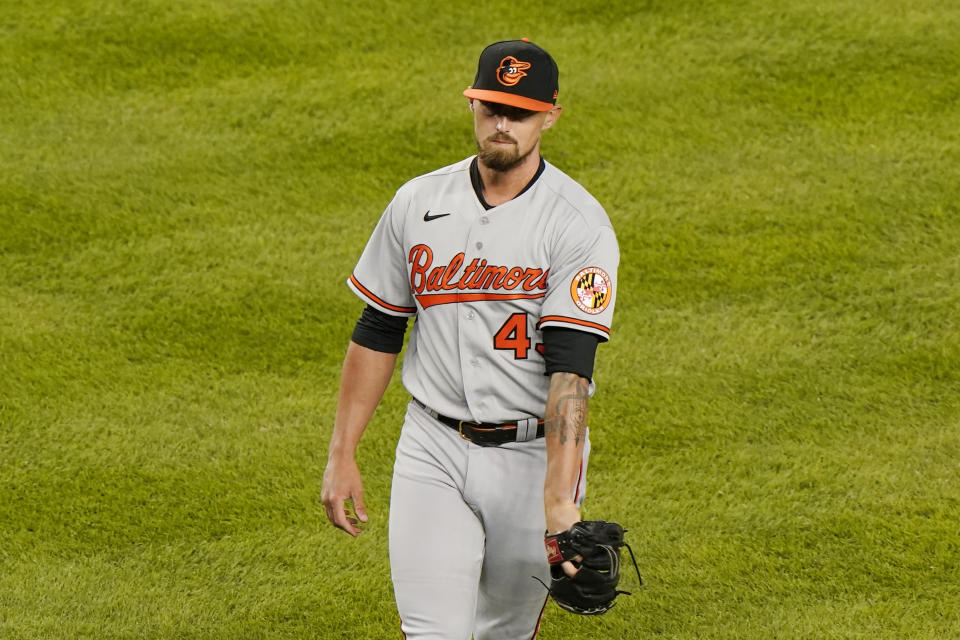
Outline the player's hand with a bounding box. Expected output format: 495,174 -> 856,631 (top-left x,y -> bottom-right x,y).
546,501 -> 582,577
321,456 -> 368,537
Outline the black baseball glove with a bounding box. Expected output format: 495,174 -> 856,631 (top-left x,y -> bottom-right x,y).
540,520 -> 642,615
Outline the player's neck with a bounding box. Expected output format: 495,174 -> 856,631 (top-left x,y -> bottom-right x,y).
477,151 -> 543,207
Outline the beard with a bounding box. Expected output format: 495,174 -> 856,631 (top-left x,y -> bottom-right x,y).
476,134 -> 534,172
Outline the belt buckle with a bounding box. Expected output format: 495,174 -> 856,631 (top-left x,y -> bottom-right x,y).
457,420 -> 471,441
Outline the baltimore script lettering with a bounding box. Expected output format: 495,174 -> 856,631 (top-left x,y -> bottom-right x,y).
408,244 -> 549,297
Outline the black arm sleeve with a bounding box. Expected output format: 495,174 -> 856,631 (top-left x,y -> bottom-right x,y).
351,304 -> 410,354
542,328 -> 601,381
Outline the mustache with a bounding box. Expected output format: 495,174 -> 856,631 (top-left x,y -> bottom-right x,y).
485,133 -> 517,145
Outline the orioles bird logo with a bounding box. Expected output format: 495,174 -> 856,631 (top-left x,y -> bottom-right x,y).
497,56 -> 531,86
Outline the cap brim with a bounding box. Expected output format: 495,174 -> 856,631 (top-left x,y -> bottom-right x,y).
463,88 -> 555,112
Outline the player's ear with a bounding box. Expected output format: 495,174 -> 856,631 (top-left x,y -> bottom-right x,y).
542,104 -> 563,130
468,97 -> 476,113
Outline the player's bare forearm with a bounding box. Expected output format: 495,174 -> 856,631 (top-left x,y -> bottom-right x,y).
321,340 -> 398,536
326,341 -> 398,459
543,371 -> 589,534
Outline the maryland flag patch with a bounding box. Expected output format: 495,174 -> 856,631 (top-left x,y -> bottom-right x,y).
570,267 -> 612,315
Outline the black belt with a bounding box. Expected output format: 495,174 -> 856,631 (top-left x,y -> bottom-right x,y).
412,398 -> 545,447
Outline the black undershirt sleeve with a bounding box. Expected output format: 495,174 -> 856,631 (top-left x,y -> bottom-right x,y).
542,327 -> 601,381
352,307 -> 597,373
351,304 -> 409,354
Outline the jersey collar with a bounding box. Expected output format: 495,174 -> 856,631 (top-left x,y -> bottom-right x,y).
469,156 -> 546,211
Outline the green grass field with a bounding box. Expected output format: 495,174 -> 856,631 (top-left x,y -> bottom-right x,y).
2,1 -> 959,638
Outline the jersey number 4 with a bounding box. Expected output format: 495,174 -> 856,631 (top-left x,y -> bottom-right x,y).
493,313 -> 545,360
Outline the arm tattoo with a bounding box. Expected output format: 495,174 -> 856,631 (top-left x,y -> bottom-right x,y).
545,374 -> 590,446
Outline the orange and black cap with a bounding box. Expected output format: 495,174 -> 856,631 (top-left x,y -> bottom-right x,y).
463,38 -> 559,112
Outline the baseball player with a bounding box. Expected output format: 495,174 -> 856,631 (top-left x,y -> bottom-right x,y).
321,39 -> 620,639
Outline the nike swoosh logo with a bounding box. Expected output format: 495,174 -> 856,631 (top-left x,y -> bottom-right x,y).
423,210 -> 452,222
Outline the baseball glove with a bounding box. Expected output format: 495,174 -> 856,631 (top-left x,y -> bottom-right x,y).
540,520 -> 642,615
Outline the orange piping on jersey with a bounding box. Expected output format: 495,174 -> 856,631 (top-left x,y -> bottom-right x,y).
349,274 -> 417,314
529,596 -> 549,639
416,291 -> 546,309
538,315 -> 611,336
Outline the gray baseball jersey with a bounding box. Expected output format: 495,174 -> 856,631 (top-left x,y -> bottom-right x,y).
347,156 -> 619,423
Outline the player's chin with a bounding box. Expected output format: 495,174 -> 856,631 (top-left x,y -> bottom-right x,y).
478,146 -> 522,172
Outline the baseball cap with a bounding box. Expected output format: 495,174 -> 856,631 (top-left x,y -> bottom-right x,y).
463,38 -> 559,112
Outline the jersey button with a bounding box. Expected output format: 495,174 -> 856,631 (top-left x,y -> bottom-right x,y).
467,311 -> 475,319
475,242 -> 483,250
479,217 -> 490,225
470,358 -> 480,367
